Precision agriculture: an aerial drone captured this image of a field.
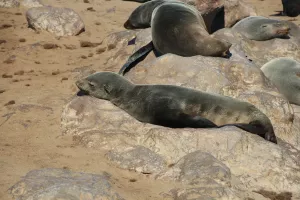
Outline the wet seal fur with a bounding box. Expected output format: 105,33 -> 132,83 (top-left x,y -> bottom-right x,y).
232,16 -> 290,41
76,71 -> 277,144
119,1 -> 231,75
261,57 -> 300,106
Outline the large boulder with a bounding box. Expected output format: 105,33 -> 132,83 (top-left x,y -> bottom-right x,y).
26,6 -> 85,36
61,95 -> 300,197
179,0 -> 256,33
9,168 -> 125,200
0,0 -> 19,7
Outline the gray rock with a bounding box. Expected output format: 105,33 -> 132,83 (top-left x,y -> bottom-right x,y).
157,151 -> 231,186
21,0 -> 44,8
179,0 -> 256,33
0,0 -> 20,7
106,145 -> 167,174
26,6 -> 85,36
9,168 -> 125,200
61,95 -> 300,195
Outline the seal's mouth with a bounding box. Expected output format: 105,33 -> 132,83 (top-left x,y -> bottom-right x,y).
124,20 -> 134,29
222,49 -> 232,58
75,80 -> 89,96
276,28 -> 290,35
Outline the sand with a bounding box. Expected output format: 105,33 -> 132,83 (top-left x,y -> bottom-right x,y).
0,0 -> 299,199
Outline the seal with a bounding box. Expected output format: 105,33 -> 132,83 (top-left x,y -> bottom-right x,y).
232,16 -> 290,41
261,57 -> 300,106
282,0 -> 300,17
124,0 -> 178,29
119,1 -> 231,75
76,71 -> 278,144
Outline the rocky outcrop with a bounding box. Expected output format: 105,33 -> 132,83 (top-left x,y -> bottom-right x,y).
26,6 -> 85,36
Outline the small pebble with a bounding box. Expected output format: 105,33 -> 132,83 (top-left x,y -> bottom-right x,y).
19,38 -> 26,42
61,77 -> 68,81
28,70 -> 34,73
25,84 -> 30,86
2,74 -> 13,78
4,100 -> 15,106
3,55 -> 16,64
14,70 -> 24,75
12,79 -> 19,82
52,70 -> 60,75
64,44 -> 77,50
81,55 -> 87,59
95,22 -> 101,25
0,24 -> 12,30
15,12 -> 22,15
88,53 -> 93,57
35,61 -> 40,64
96,47 -> 106,54
129,179 -> 137,182
0,40 -> 6,45
0,89 -> 5,93
80,41 -> 101,47
87,7 -> 96,11
83,0 -> 90,3
43,43 -> 59,49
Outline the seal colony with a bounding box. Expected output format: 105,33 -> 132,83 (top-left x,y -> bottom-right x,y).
261,57 -> 300,106
119,1 -> 231,75
76,72 -> 277,144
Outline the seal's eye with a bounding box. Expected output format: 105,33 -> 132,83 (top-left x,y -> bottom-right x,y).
88,82 -> 96,89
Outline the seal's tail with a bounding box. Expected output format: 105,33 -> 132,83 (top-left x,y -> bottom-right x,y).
118,41 -> 154,76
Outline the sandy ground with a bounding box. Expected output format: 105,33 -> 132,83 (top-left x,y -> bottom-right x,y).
0,0 -> 299,199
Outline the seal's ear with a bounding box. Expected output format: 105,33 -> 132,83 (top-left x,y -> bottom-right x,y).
88,81 -> 96,89
103,84 -> 112,94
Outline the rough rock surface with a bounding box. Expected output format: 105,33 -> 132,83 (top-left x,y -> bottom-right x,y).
179,0 -> 256,33
106,145 -> 167,174
9,168 -> 125,200
0,0 -> 20,7
61,95 -> 300,198
26,6 -> 85,36
21,0 -> 44,8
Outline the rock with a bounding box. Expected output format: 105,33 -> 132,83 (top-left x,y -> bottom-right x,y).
106,145 -> 167,174
21,0 -> 44,8
26,6 -> 85,36
179,0 -> 256,33
0,0 -> 20,8
157,151 -> 231,186
9,168 -> 125,200
61,95 -> 300,196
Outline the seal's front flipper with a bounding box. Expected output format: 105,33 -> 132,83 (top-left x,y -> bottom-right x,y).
219,123 -> 277,144
118,41 -> 154,76
154,114 -> 218,128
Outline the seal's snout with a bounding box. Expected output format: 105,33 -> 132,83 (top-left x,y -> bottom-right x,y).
124,20 -> 134,29
75,79 -> 84,89
276,27 -> 290,35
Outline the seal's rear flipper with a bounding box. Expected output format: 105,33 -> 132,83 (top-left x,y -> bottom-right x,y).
118,41 -> 154,75
219,123 -> 277,144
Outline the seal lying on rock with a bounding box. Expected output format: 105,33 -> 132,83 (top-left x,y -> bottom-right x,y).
119,1 -> 231,75
261,57 -> 300,106
232,16 -> 290,41
76,71 -> 277,144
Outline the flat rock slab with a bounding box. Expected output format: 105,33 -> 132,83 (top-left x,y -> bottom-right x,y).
26,6 -> 85,36
9,168 -> 125,200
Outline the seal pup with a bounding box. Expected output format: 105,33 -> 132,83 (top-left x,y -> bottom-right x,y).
261,57 -> 300,106
119,2 -> 231,75
76,71 -> 277,144
232,16 -> 290,41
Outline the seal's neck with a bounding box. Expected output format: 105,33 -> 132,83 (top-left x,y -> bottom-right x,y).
109,77 -> 135,100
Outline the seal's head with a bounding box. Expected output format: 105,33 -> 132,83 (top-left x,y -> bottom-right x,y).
76,72 -> 134,100
206,38 -> 232,57
257,22 -> 290,40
